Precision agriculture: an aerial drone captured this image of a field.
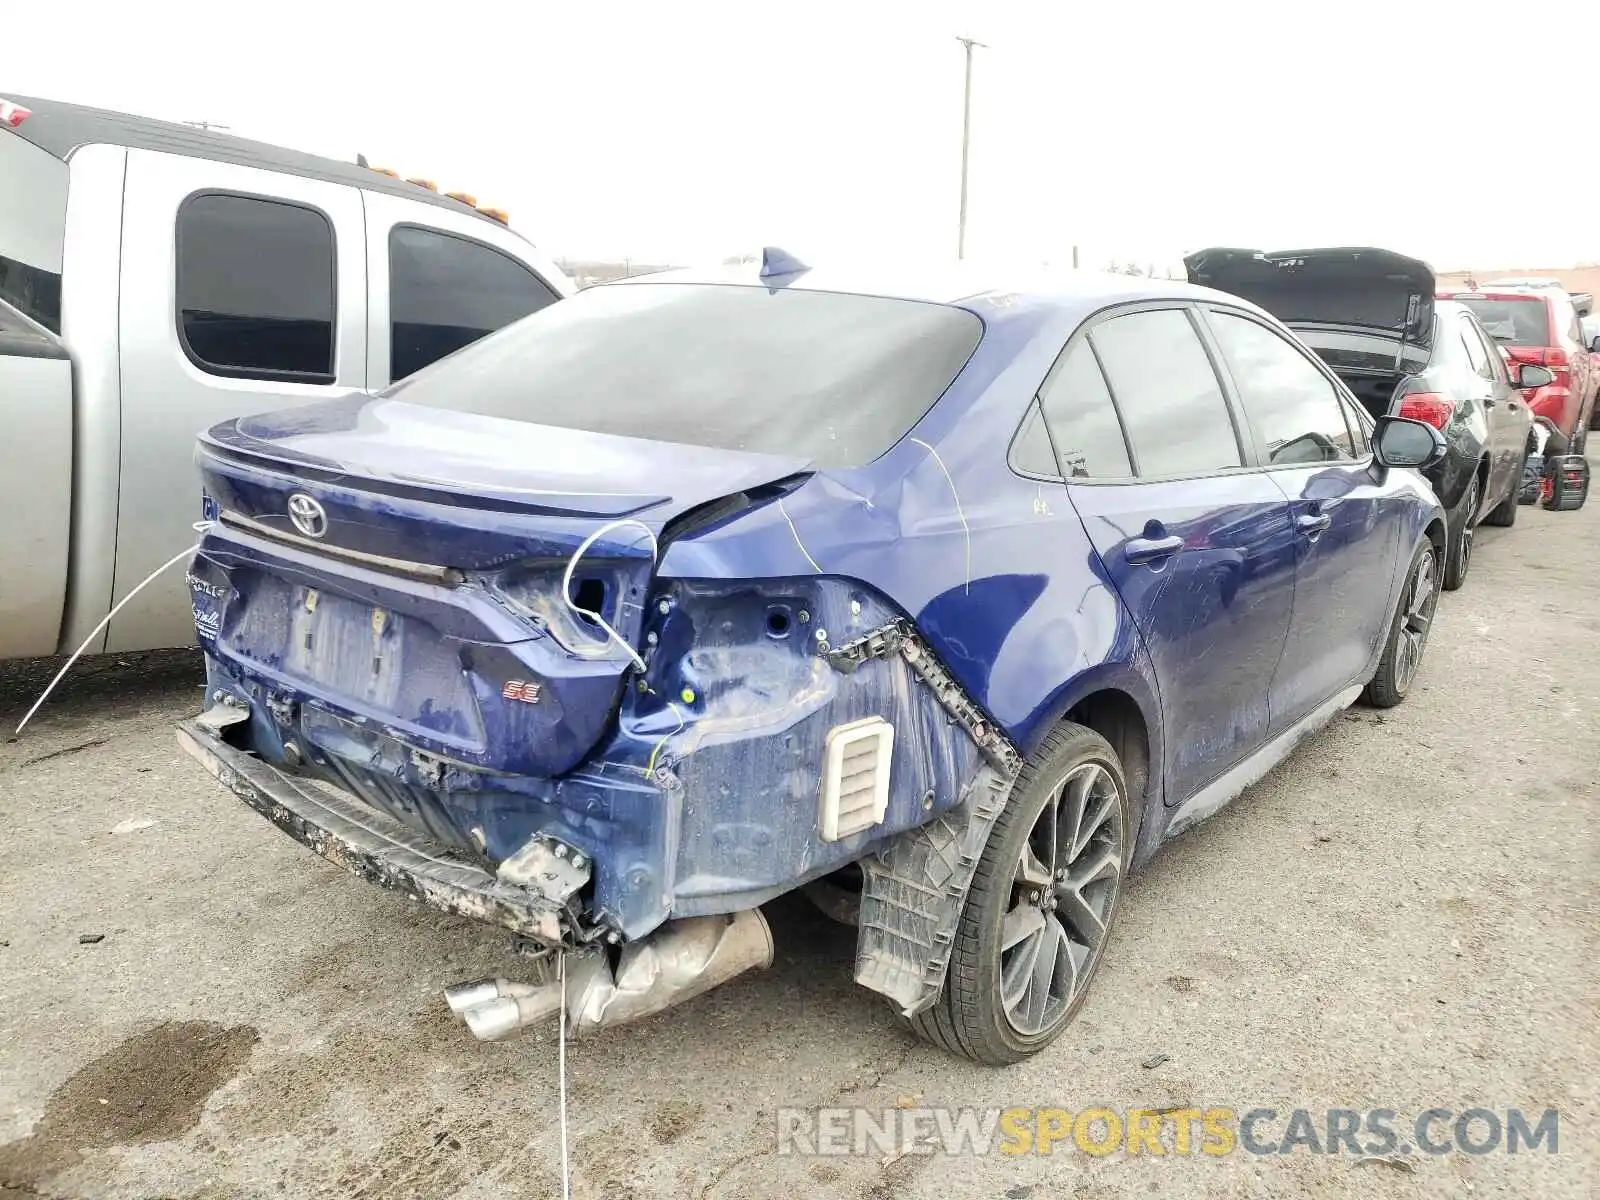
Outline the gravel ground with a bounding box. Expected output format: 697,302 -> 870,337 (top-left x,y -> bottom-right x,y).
0,500 -> 1595,1199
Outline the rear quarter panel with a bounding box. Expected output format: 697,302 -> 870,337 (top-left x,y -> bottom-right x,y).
660,292 -> 1162,791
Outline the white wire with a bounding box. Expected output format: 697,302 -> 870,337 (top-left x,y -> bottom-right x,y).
14,524 -> 212,736
557,948 -> 570,1200
910,437 -> 972,594
560,517 -> 659,674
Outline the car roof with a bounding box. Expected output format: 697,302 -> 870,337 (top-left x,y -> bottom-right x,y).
2,92 -> 505,227
1481,277 -> 1563,288
1441,285 -> 1552,303
607,256 -> 1235,313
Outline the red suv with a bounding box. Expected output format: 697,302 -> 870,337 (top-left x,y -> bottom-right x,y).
1437,287 -> 1595,452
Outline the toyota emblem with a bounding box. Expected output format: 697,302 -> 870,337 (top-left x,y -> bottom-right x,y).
287,493 -> 328,539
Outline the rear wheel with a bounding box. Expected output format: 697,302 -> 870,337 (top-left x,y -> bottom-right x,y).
1363,539 -> 1440,709
1442,476 -> 1479,591
910,723 -> 1129,1065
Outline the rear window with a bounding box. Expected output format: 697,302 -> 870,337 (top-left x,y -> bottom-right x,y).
0,130 -> 67,332
383,282 -> 983,469
1453,297 -> 1551,347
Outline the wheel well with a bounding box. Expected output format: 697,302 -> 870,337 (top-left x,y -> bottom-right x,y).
1425,517 -> 1447,556
1063,689 -> 1151,817
1476,456 -> 1491,490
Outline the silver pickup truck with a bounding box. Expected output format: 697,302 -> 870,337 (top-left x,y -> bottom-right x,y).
0,94 -> 575,661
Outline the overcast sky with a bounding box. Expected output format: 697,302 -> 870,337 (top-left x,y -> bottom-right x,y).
9,0 -> 1598,272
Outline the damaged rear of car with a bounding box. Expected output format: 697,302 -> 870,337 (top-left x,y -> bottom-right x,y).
180,266 -> 1027,1046
180,261 -> 1447,1065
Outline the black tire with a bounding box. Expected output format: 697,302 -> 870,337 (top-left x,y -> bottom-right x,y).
1483,448 -> 1527,528
909,723 -> 1131,1065
1362,538 -> 1440,709
1441,475 -> 1479,591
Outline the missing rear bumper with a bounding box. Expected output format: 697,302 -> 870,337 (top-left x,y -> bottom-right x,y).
176,719 -> 575,944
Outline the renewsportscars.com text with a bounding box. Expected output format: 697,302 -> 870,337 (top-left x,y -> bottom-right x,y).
775,1105 -> 1560,1158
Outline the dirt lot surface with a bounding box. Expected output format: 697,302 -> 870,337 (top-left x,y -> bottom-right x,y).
1,499 -> 1596,1199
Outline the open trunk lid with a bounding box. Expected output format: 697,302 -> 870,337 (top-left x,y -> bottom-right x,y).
1185,246 -> 1435,375
195,395 -> 812,778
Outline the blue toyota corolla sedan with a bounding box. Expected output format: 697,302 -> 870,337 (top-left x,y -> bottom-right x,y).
178,255 -> 1448,1064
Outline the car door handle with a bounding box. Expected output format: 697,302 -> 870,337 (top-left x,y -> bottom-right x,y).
1125,535 -> 1184,564
1296,512 -> 1333,538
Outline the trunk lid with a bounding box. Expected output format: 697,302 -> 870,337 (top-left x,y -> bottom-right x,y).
195,395 -> 812,777
1185,246 -> 1436,374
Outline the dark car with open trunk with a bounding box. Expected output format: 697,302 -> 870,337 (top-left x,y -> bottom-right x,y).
1187,247 -> 1542,590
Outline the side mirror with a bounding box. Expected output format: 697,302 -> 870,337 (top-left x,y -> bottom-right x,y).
1373,415 -> 1447,470
1513,363 -> 1555,390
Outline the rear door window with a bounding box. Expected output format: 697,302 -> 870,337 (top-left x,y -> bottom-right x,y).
175,193 -> 336,382
0,130 -> 67,332
1460,316 -> 1505,383
389,226 -> 561,380
1009,399 -> 1060,477
1088,308 -> 1242,477
1457,315 -> 1495,381
1207,310 -> 1357,463
1036,341 -> 1132,477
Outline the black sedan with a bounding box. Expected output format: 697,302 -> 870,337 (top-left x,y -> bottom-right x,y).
1186,247 -> 1545,590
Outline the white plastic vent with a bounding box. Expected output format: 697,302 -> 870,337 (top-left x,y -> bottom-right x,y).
818,717 -> 895,842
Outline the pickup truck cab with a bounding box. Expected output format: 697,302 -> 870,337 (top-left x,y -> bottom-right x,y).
0,93 -> 574,660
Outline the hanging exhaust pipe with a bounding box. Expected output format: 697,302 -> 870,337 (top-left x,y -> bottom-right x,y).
445,909 -> 774,1041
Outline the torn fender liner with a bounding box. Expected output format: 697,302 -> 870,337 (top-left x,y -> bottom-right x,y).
855,760 -> 1016,1015
176,720 -> 570,943
832,618 -> 1025,1014
827,619 -> 1021,776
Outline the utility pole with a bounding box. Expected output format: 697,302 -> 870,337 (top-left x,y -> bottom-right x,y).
956,35 -> 986,260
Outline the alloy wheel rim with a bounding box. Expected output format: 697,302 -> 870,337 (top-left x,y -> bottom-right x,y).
1395,548 -> 1438,692
999,761 -> 1124,1036
1460,482 -> 1477,573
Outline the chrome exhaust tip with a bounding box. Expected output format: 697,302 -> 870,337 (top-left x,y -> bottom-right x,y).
444,979 -> 507,1015
443,910 -> 774,1042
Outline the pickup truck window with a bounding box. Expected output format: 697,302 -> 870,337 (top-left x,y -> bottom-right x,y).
175,192 -> 336,383
389,225 -> 560,381
0,130 -> 67,332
